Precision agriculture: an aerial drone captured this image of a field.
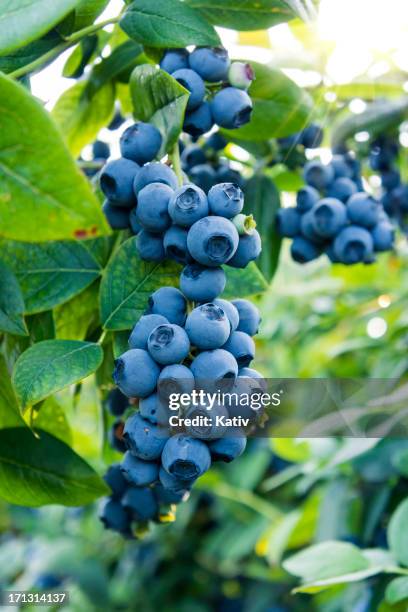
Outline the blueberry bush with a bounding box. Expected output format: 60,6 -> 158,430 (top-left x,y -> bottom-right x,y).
1,0 -> 408,610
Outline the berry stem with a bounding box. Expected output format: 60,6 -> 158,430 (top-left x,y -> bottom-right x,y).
171,142 -> 183,187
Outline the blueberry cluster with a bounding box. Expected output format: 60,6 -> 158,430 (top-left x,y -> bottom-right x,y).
99,288 -> 264,536
371,135 -> 408,222
276,151 -> 395,265
160,47 -> 254,136
276,123 -> 324,170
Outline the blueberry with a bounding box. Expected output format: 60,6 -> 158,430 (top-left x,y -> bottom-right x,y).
160,48 -> 189,73
291,236 -> 322,263
331,155 -> 353,179
180,264 -> 226,302
190,349 -> 238,392
222,331 -> 255,368
381,168 -> 401,191
213,298 -> 239,331
347,192 -> 380,228
183,102 -> 213,137
300,210 -> 326,244
227,229 -> 261,268
108,420 -> 127,453
276,207 -> 301,237
211,87 -> 253,129
103,464 -> 128,498
133,162 -> 179,195
163,225 -> 193,264
181,144 -> 207,169
189,46 -> 230,82
204,132 -> 227,152
333,225 -> 374,264
100,158 -> 139,207
300,124 -> 323,149
154,482 -> 188,505
327,177 -> 357,203
136,230 -> 165,262
139,392 -> 171,426
148,287 -> 187,326
372,222 -> 395,252
124,413 -> 168,460
120,123 -> 162,165
99,498 -> 130,533
135,183 -> 173,233
188,164 -> 217,192
158,364 -> 195,399
208,183 -> 244,218
129,208 -> 141,234
186,303 -> 230,349
92,140 -> 110,160
171,68 -> 205,110
228,377 -> 265,421
215,165 -> 245,189
208,433 -> 247,462
232,299 -> 260,336
147,323 -> 190,365
387,185 -> 408,213
185,401 -> 228,440
122,485 -> 158,521
168,184 -> 209,227
120,451 -> 159,486
161,435 -> 211,480
238,367 -> 267,391
113,349 -> 160,398
187,216 -> 239,266
108,109 -> 125,131
34,574 -> 63,590
159,465 -> 192,493
228,61 -> 254,90
303,160 -> 334,190
310,198 -> 347,238
129,314 -> 169,350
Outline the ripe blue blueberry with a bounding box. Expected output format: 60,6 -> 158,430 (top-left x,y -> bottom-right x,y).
204,132 -> 227,152
108,420 -> 127,453
154,482 -> 188,505
102,201 -> 130,230
120,122 -> 162,165
185,303 -> 230,350
129,314 -> 169,350
187,216 -> 239,266
159,465 -> 192,494
168,184 -> 209,227
106,388 -> 129,417
93,140 -> 110,160
227,229 -> 261,268
211,87 -> 253,129
163,225 -> 193,264
180,264 -> 226,302
103,464 -> 127,499
238,367 -> 267,392
161,435 -> 211,480
188,164 -> 217,193
208,183 -> 244,218
157,364 -> 195,400
160,48 -> 189,73
371,222 -> 395,252
301,124 -> 323,149
208,433 -> 247,462
303,160 -> 335,190
135,183 -> 173,233
232,299 -> 261,336
129,208 -> 141,234
216,165 -> 245,189
99,499 -> 130,533
148,287 -> 187,326
120,451 -> 159,486
310,198 -> 347,238
190,349 -> 238,392
296,186 -> 320,212
213,298 -> 239,331
181,144 -> 207,169
183,102 -> 213,137
100,159 -> 139,207
133,162 -> 178,195
276,207 -> 301,237
171,68 -> 205,110
136,230 -> 165,262
333,225 -> 374,264
346,193 -> 380,228
331,155 -> 353,179
113,349 -> 160,398
121,485 -> 158,521
185,401 -> 228,440
381,168 -> 401,191
222,330 -> 255,368
327,177 -> 357,203
300,210 -> 326,244
291,236 -> 322,263
123,413 -> 168,460
139,392 -> 171,426
189,46 -> 230,82
228,62 -> 254,90
147,323 -> 190,365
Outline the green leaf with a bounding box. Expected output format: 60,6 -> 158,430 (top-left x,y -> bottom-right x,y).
0,260 -> 27,336
221,62 -> 313,141
0,74 -> 109,242
54,282 -> 99,340
0,0 -> 80,55
0,428 -> 108,506
100,236 -> 180,331
388,498 -> 408,567
62,35 -> 98,79
292,566 -> 385,594
392,448 -> 408,477
120,0 -> 220,48
0,356 -> 24,428
57,0 -> 110,36
185,0 -> 296,30
0,31 -> 63,75
244,174 -> 281,281
223,263 -> 268,299
332,98 -> 408,148
130,64 -> 189,153
52,79 -> 115,158
13,340 -> 103,408
0,239 -> 101,314
31,397 -> 72,446
386,577 -> 408,605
